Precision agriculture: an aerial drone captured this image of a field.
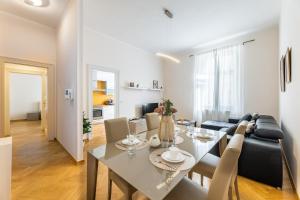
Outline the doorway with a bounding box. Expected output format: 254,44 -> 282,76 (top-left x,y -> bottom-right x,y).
8,65 -> 47,136
0,57 -> 55,140
88,65 -> 119,138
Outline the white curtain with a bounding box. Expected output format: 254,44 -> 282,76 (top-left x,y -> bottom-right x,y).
193,45 -> 243,123
193,51 -> 215,123
217,45 -> 243,117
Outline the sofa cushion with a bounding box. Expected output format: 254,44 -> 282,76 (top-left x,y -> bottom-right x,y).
201,120 -> 236,131
256,118 -> 276,124
239,113 -> 252,123
225,124 -> 238,136
254,123 -> 284,140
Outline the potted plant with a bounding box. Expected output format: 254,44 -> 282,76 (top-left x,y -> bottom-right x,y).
154,99 -> 177,145
83,113 -> 92,141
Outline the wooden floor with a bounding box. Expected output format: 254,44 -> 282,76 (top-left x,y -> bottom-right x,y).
10,120 -> 299,200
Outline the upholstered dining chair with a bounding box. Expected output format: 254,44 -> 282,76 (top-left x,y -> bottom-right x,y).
134,134 -> 245,200
145,112 -> 160,131
188,120 -> 248,200
104,117 -> 137,200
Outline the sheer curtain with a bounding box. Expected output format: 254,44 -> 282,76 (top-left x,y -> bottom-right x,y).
217,45 -> 243,117
193,44 -> 243,123
193,51 -> 215,123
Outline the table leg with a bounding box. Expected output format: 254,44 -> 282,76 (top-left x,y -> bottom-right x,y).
87,152 -> 99,200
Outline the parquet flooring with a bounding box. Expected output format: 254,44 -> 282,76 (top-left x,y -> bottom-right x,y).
10,120 -> 299,200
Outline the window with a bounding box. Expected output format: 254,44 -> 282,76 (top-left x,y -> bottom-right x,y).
193,45 -> 243,122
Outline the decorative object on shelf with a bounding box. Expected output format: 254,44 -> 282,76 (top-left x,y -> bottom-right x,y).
129,82 -> 135,87
83,112 -> 92,141
153,80 -> 159,89
155,99 -> 177,147
285,47 -> 292,83
136,83 -> 140,88
280,55 -> 286,92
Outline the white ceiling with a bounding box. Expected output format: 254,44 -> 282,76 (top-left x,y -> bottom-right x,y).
0,0 -> 69,28
85,0 -> 281,53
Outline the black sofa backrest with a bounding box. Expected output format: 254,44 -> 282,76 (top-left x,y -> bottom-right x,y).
253,115 -> 284,140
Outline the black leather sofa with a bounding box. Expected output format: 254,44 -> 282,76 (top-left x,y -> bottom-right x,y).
201,114 -> 284,188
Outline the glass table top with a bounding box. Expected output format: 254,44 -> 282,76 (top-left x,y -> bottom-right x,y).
88,128 -> 226,200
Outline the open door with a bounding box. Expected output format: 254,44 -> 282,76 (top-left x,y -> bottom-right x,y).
0,57 -> 55,141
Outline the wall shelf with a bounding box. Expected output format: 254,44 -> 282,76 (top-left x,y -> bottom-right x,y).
125,86 -> 163,92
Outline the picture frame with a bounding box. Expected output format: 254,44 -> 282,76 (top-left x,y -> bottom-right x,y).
285,47 -> 292,83
153,80 -> 158,89
280,55 -> 286,92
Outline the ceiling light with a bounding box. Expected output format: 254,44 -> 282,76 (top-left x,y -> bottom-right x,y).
156,53 -> 180,64
24,0 -> 48,7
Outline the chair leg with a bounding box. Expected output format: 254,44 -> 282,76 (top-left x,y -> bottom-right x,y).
107,178 -> 112,200
124,186 -> 135,200
228,185 -> 233,200
234,177 -> 240,200
188,171 -> 193,179
200,174 -> 204,186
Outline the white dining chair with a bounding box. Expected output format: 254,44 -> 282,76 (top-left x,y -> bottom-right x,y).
188,120 -> 248,200
134,134 -> 245,200
145,112 -> 160,131
104,117 -> 137,200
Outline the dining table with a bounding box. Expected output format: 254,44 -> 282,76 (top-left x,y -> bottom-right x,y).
87,127 -> 227,200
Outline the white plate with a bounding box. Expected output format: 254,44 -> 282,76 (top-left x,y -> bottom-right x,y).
195,133 -> 214,139
161,151 -> 186,163
121,138 -> 140,145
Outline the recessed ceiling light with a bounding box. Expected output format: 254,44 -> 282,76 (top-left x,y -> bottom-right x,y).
156,53 -> 180,64
24,0 -> 49,7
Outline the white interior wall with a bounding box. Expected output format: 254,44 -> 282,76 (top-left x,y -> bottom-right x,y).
164,26 -> 279,121
56,0 -> 83,161
83,28 -> 163,118
10,73 -> 42,120
0,11 -> 56,64
0,11 -> 56,138
280,0 -> 300,196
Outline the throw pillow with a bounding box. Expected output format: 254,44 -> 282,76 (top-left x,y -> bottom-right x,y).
226,124 -> 238,136
252,113 -> 260,121
239,113 -> 252,123
246,122 -> 256,135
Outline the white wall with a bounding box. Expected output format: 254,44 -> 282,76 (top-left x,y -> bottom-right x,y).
280,0 -> 300,196
56,0 -> 83,161
83,28 -> 163,118
10,73 -> 42,120
0,11 -> 56,64
164,26 -> 279,121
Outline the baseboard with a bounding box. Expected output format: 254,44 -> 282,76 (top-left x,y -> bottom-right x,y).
280,140 -> 299,198
10,119 -> 27,122
54,138 -> 84,164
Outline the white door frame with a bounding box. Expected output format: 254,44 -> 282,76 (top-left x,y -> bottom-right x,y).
87,65 -> 120,123
0,57 -> 56,140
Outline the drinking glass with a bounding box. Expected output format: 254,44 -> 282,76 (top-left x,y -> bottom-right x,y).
187,124 -> 194,138
127,134 -> 136,156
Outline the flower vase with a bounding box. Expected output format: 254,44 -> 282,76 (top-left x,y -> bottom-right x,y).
159,115 -> 175,147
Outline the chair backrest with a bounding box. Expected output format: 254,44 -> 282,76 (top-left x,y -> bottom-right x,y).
104,117 -> 130,143
208,134 -> 244,200
145,113 -> 160,131
235,120 -> 248,135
